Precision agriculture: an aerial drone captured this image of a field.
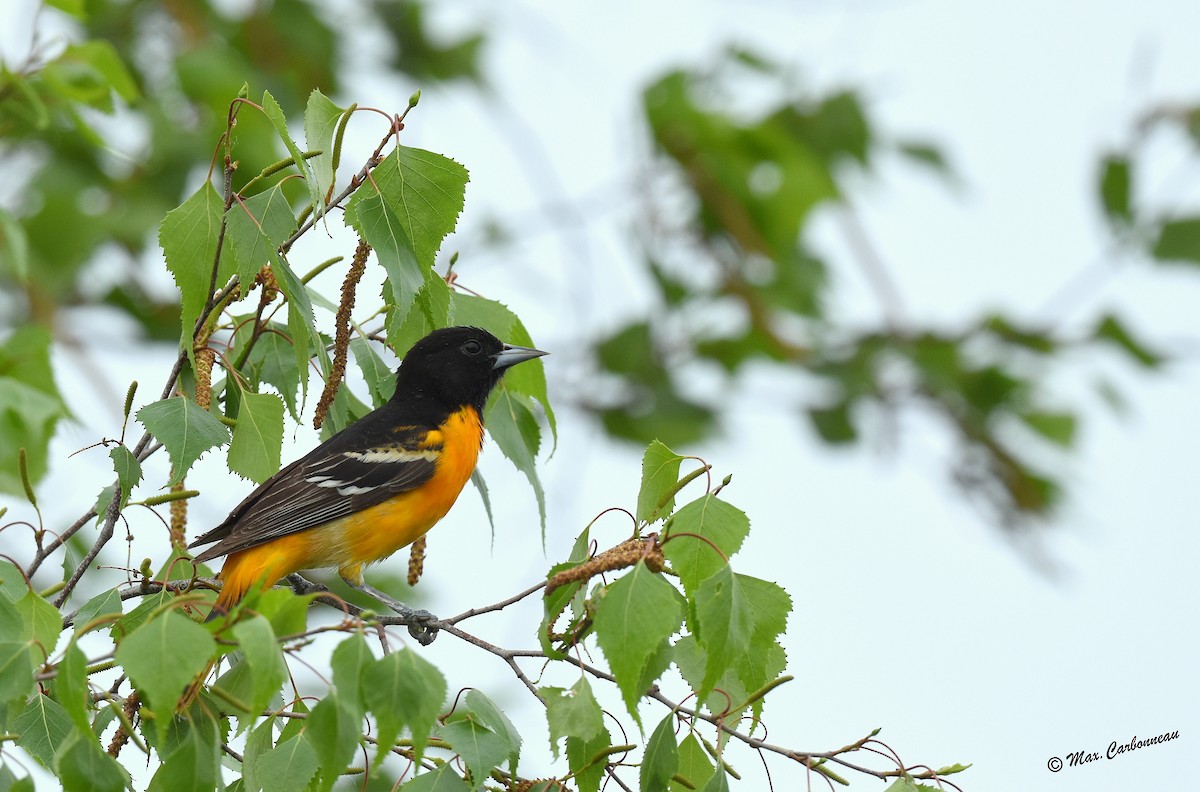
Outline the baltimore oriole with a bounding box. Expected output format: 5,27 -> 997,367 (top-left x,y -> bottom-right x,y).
189,326 -> 546,640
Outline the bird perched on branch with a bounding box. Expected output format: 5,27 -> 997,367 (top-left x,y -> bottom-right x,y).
189,326 -> 546,643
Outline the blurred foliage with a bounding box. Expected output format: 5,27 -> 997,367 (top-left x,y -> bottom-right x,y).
586,50 -> 1185,527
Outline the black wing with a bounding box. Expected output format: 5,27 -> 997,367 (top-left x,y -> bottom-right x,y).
190,426 -> 441,562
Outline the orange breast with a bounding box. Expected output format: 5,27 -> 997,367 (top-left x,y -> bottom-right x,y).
212,407 -> 484,611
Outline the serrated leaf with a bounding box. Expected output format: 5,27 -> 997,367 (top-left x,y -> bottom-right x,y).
228,390 -> 285,482
257,733 -> 319,792
136,397 -> 230,485
261,90 -> 323,218
451,292 -> 555,441
0,636 -> 34,702
460,690 -> 521,774
15,590 -> 59,662
565,725 -> 611,792
307,689 -> 362,790
330,632 -> 374,713
670,734 -> 714,792
593,561 -> 685,722
640,714 -> 680,792
637,440 -> 686,524
346,146 -> 468,323
115,610 -> 216,714
304,90 -> 346,200
693,565 -> 753,703
398,765 -> 472,792
271,256 -> 319,396
109,445 -> 142,508
50,640 -> 91,733
148,711 -> 222,792
230,615 -> 286,731
226,184 -> 299,293
349,337 -> 393,405
437,718 -> 510,792
485,388 -> 546,533
13,694 -> 74,768
542,677 -> 603,758
364,647 -> 446,766
159,182 -> 224,362
241,718 -> 275,792
70,588 -> 123,628
58,735 -> 127,792
662,495 -> 750,594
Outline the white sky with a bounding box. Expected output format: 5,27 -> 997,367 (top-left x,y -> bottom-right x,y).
5,1 -> 1200,790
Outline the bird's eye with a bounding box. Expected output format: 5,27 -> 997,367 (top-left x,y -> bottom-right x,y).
461,340 -> 483,356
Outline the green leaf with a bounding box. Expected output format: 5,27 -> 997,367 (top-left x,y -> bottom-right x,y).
346,146 -> 468,322
13,694 -> 74,768
0,560 -> 30,602
159,182 -> 224,361
459,690 -> 522,774
50,640 -> 91,734
1099,154 -> 1132,224
148,711 -> 222,792
71,588 -> 121,628
670,734 -> 714,792
307,689 -> 362,790
304,89 -> 346,200
1020,410 -> 1078,447
1152,216 -> 1200,264
115,610 -> 216,714
231,615 -> 286,731
565,725 -> 611,792
136,397 -> 231,485
257,733 -> 319,792
0,326 -> 69,495
1093,314 -> 1163,368
271,255 -> 319,397
896,140 -> 955,181
593,561 -> 685,722
241,718 -> 275,792
225,183 -> 299,293
330,632 -> 374,713
541,676 -> 603,758
662,495 -> 750,594
640,714 -> 680,792
363,647 -> 446,766
227,390 -> 285,483
437,717 -> 510,792
261,90 -> 323,218
58,736 -> 127,792
693,565 -> 753,703
0,207 -> 29,283
637,441 -> 686,524
702,770 -> 731,792
349,337 -> 394,405
0,638 -> 34,700
485,388 -> 546,533
109,445 -> 142,508
398,765 -> 472,792
15,590 -> 59,663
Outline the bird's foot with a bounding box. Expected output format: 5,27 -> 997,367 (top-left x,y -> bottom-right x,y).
350,580 -> 440,645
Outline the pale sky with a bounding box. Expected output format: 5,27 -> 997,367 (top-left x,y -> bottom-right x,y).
5,1 -> 1199,790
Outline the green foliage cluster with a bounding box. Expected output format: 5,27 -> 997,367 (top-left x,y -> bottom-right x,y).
2,435 -> 967,790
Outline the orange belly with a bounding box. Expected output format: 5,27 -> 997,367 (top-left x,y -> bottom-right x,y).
212,408 -> 482,612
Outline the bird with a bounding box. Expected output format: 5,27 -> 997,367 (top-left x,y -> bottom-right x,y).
188,326 -> 546,641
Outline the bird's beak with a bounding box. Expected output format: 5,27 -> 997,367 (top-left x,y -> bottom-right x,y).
492,343 -> 548,370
